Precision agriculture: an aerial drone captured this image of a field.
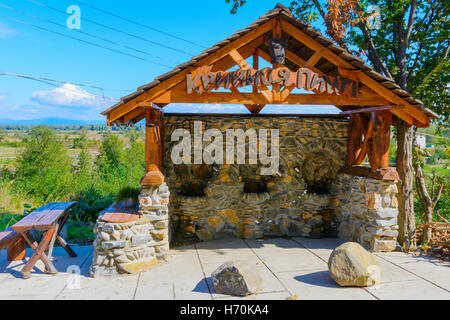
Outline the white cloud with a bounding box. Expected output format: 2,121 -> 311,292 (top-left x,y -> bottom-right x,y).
0,95 -> 6,102
0,22 -> 19,39
31,83 -> 117,108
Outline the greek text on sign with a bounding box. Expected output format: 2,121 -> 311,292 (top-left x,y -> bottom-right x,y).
186,67 -> 359,97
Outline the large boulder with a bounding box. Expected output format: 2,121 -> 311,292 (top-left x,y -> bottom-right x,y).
211,261 -> 262,296
328,242 -> 381,287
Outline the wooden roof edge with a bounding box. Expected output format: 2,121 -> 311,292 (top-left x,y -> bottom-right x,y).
101,4 -> 438,124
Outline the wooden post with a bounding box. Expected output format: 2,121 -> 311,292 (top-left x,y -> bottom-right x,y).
347,114 -> 363,167
272,17 -> 283,103
369,111 -> 392,171
145,105 -> 163,173
396,119 -> 416,249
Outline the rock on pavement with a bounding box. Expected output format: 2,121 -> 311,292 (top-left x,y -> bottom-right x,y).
328,242 -> 381,287
211,261 -> 262,296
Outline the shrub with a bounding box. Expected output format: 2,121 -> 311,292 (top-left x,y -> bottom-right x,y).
66,220 -> 95,242
70,187 -> 114,222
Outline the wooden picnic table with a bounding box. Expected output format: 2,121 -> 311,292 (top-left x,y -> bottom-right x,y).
1,202 -> 77,279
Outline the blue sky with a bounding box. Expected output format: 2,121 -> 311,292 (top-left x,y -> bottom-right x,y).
0,0 -> 339,122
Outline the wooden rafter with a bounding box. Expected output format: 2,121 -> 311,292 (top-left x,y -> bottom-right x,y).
108,19 -> 276,124
280,51 -> 323,102
227,48 -> 273,103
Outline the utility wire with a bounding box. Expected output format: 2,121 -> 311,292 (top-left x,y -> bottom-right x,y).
0,73 -> 59,88
0,71 -> 128,109
28,0 -> 196,56
72,0 -> 207,49
0,71 -> 133,93
0,3 -> 180,65
0,13 -> 173,67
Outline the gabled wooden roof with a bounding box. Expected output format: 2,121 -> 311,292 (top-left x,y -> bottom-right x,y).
102,4 -> 438,128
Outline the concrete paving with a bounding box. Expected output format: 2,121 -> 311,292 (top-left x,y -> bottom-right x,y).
0,238 -> 449,300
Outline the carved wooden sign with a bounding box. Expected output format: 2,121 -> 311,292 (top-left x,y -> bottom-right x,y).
186,67 -> 360,97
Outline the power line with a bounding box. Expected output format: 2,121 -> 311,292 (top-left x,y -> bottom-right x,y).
28,0 -> 196,56
72,0 -> 207,49
0,71 -> 133,93
0,13 -> 173,67
0,3 -> 180,65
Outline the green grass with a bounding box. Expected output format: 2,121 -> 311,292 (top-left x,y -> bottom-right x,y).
423,164 -> 450,176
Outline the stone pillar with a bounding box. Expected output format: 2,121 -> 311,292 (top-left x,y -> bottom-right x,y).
331,173 -> 399,252
138,167 -> 170,260
89,167 -> 170,277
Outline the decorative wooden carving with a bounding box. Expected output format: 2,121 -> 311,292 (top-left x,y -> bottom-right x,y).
186,67 -> 359,97
268,38 -> 287,64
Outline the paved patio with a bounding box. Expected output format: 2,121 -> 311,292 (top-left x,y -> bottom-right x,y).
0,237 -> 449,300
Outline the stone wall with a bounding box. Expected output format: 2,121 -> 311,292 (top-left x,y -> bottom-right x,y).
90,183 -> 170,277
330,173 -> 399,252
163,115 -> 348,243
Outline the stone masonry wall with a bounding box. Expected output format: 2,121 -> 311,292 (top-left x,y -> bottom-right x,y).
330,173 -> 399,252
164,115 -> 348,243
90,183 -> 170,277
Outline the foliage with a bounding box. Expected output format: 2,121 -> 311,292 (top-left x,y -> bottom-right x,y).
414,172 -> 449,223
66,220 -> 95,243
70,187 -> 114,223
116,186 -> 141,203
0,214 -> 22,231
14,125 -> 74,202
413,147 -> 447,224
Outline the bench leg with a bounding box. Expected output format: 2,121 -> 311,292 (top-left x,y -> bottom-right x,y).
21,229 -> 58,279
56,236 -> 77,258
7,237 -> 26,261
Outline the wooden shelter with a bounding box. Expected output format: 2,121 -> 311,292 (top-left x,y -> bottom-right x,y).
102,4 -> 437,180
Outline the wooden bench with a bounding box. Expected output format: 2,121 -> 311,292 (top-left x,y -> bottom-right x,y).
0,202 -> 77,279
0,227 -> 26,261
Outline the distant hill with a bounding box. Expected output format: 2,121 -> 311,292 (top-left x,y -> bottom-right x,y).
0,118 -> 106,126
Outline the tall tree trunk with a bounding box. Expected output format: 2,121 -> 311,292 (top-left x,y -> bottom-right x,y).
396,119 -> 417,250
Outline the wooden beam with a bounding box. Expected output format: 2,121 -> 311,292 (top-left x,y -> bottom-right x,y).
229,49 -> 251,70
152,90 -> 391,106
303,51 -> 322,68
280,19 -> 430,127
281,51 -> 323,102
272,18 -> 283,103
340,105 -> 403,115
227,48 -> 273,103
108,19 -> 276,123
123,107 -> 145,123
354,113 -> 374,165
340,166 -> 400,181
250,51 -> 265,113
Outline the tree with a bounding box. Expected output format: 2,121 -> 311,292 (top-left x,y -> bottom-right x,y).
14,125 -> 73,202
227,0 -> 449,249
96,129 -> 126,177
